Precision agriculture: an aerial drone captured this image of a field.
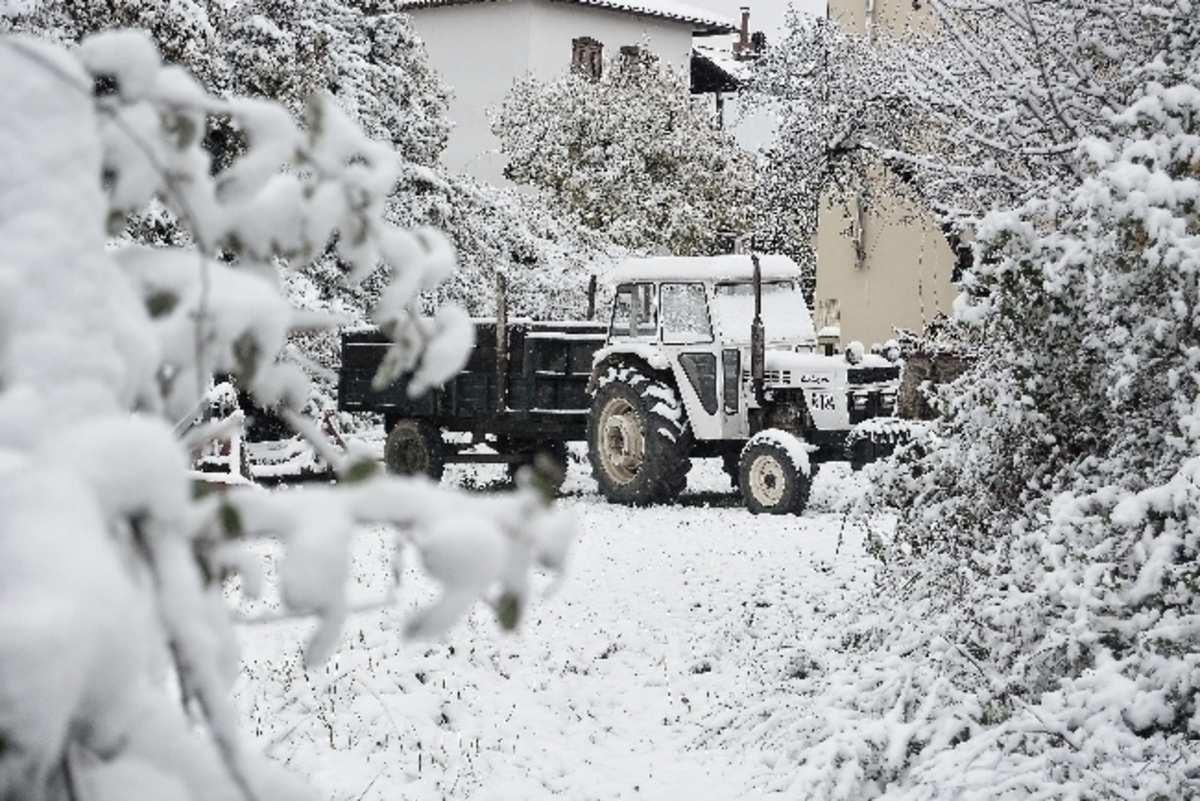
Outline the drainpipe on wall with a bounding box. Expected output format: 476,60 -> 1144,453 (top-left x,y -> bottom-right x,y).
851,196 -> 866,269
866,0 -> 876,44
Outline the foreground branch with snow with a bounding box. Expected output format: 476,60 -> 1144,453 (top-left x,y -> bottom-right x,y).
0,32 -> 571,800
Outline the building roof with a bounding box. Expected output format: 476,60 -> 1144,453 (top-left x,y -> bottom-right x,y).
691,42 -> 751,93
397,0 -> 736,36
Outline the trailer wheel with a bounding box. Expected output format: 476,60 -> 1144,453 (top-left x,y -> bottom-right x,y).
739,433 -> 811,515
384,419 -> 445,480
587,367 -> 691,505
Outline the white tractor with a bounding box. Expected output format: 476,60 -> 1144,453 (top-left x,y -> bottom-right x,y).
586,253 -> 907,514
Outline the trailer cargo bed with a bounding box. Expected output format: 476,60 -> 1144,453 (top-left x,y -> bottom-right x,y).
338,320 -> 607,444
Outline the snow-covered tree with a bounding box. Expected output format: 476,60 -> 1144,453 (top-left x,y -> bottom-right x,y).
390,167 -> 623,320
745,12 -> 915,265
2,0 -> 450,167
721,3 -> 1200,797
1,0 -> 451,165
895,0 -> 1183,224
0,31 -> 571,799
492,47 -> 754,256
751,0 -> 1188,263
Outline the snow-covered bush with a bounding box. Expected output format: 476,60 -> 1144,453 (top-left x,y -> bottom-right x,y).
492,46 -> 754,256
0,31 -> 572,800
720,6 -> 1199,798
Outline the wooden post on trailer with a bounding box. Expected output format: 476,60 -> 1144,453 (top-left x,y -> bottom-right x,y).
586,274 -> 598,321
496,272 -> 509,411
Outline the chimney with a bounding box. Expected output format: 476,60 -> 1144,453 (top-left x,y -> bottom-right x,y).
734,7 -> 750,57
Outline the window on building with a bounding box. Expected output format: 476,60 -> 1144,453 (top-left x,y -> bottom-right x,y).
572,37 -> 603,80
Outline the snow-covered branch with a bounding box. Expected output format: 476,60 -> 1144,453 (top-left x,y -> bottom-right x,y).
0,30 -> 572,800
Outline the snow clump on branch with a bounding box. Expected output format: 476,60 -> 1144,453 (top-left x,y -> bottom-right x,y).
0,31 -> 573,800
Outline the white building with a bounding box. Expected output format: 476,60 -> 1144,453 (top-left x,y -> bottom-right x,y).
398,0 -> 735,186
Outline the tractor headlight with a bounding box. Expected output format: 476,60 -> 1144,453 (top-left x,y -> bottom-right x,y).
845,341 -> 865,365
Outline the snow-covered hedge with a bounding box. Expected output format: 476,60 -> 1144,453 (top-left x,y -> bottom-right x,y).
0,32 -> 571,799
721,9 -> 1200,798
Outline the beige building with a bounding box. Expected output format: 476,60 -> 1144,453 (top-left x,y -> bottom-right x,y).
813,0 -> 957,349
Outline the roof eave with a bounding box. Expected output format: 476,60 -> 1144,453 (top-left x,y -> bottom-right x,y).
397,0 -> 736,35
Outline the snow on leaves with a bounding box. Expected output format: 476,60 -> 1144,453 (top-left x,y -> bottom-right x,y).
807,9 -> 1199,799
707,4 -> 1200,799
492,47 -> 754,257
0,31 -> 571,801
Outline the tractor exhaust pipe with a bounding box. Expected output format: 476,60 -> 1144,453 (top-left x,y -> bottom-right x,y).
751,254 -> 765,405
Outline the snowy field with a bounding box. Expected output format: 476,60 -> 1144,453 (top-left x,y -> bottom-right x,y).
233,449 -> 877,800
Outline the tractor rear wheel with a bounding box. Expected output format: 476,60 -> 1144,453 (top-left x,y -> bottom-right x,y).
587,367 -> 691,505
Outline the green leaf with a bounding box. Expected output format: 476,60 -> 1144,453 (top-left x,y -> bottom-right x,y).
107,209 -> 127,237
162,110 -> 198,150
340,457 -> 379,484
495,591 -> 521,631
218,501 -> 243,539
232,332 -> 260,385
146,290 -> 179,318
528,452 -> 566,502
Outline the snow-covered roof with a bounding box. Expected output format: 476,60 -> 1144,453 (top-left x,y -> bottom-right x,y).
397,0 -> 736,35
611,254 -> 802,283
692,43 -> 753,85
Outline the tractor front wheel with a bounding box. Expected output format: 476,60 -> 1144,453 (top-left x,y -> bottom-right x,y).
739,431 -> 811,515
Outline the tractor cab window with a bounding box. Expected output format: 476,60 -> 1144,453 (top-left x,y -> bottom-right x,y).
660,282 -> 712,344
611,283 -> 657,339
712,279 -> 797,298
710,279 -> 816,344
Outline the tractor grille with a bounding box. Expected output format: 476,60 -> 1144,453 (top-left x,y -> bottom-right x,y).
743,369 -> 793,385
848,365 -> 901,384
848,389 -> 898,423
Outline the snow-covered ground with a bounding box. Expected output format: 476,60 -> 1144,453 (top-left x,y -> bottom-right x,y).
233,451 -> 876,800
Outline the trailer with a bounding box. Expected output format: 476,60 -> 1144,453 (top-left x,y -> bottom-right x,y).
338,320 -> 606,479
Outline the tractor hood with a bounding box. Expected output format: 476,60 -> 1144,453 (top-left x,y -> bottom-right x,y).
761,350 -> 899,389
